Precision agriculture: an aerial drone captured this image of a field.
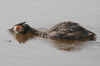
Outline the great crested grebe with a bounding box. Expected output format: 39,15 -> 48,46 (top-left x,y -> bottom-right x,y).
9,21 -> 96,40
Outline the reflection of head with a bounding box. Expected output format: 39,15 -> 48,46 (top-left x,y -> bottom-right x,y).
15,33 -> 37,43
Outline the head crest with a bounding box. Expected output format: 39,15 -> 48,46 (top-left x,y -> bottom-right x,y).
19,22 -> 26,25
15,21 -> 26,26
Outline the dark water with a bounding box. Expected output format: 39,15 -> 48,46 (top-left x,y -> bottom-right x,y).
0,0 -> 100,66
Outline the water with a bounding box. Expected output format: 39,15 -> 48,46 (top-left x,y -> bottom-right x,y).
0,0 -> 100,66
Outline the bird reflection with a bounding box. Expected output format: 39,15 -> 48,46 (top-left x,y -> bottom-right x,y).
48,39 -> 95,51
9,28 -> 38,43
14,33 -> 37,43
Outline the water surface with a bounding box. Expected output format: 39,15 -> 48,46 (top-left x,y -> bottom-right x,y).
0,0 -> 100,66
